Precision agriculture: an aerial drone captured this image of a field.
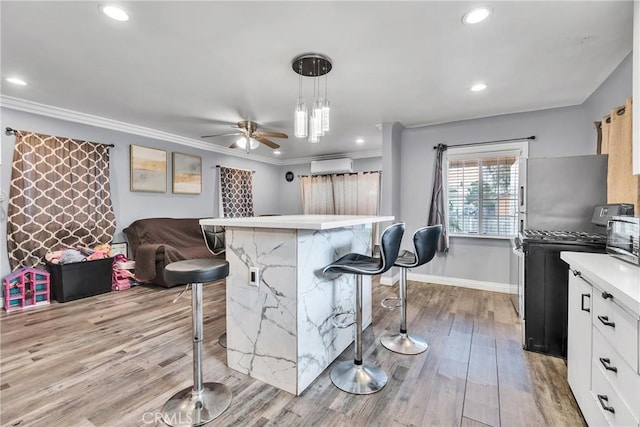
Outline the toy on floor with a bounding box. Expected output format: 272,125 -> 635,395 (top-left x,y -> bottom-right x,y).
3,268 -> 50,312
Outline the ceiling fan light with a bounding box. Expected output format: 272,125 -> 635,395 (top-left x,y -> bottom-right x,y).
249,138 -> 259,150
236,137 -> 247,149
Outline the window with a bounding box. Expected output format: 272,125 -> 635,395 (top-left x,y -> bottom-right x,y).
446,142 -> 528,237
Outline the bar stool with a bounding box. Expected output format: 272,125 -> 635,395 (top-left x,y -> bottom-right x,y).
161,258 -> 232,427
322,222 -> 405,394
201,225 -> 228,348
381,225 -> 441,355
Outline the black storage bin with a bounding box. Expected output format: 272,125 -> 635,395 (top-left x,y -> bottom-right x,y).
46,258 -> 113,303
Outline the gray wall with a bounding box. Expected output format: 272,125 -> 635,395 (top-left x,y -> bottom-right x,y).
399,55 -> 632,284
277,157 -> 383,215
583,53 -> 633,123
0,108 -> 280,276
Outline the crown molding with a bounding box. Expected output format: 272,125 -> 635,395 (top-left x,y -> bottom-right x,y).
0,95 -> 280,165
0,95 -> 382,166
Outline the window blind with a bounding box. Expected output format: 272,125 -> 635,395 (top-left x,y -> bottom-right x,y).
447,155 -> 519,236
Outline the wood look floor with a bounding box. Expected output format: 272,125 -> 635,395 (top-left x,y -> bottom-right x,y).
0,280 -> 585,427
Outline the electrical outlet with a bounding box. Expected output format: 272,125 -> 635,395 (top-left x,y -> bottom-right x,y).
249,267 -> 260,288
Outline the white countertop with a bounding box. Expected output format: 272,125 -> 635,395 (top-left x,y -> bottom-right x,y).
200,214 -> 395,230
561,252 -> 640,316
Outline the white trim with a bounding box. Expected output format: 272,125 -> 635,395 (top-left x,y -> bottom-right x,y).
380,272 -> 516,295
1,95 -> 382,165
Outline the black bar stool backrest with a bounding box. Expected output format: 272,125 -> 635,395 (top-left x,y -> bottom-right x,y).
379,222 -> 405,273
202,225 -> 226,255
412,224 -> 442,267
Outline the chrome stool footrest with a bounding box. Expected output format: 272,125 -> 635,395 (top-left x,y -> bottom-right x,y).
331,312 -> 355,329
381,297 -> 401,310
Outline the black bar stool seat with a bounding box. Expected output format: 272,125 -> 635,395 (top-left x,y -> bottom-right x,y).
380,225 -> 442,355
161,258 -> 232,427
323,222 -> 405,395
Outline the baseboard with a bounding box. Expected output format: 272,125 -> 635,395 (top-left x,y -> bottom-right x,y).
380,272 -> 516,295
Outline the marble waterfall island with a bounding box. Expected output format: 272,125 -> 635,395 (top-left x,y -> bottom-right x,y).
200,215 -> 393,395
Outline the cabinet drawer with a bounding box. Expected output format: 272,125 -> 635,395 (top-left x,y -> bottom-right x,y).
593,327 -> 640,420
592,290 -> 639,372
591,360 -> 639,427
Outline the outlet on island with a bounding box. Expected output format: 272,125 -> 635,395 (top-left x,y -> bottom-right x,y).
249,266 -> 260,288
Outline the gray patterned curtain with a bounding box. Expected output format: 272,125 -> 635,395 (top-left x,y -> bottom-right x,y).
7,130 -> 116,270
428,143 -> 449,252
219,166 -> 254,217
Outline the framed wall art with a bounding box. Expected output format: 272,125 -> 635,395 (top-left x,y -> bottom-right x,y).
130,145 -> 167,192
172,152 -> 202,194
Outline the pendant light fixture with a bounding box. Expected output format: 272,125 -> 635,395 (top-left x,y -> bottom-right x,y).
292,53 -> 332,143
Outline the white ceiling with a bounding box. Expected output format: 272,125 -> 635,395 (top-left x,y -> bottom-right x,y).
0,1 -> 634,162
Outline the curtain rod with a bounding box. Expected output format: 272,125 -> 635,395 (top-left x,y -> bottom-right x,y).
432,135 -> 535,150
216,165 -> 255,173
298,170 -> 382,178
5,127 -> 115,147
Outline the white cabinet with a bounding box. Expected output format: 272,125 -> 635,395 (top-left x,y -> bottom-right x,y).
633,0 -> 639,175
567,271 -> 594,414
562,252 -> 640,427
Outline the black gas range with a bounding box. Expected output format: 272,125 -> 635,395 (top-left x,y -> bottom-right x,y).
519,229 -> 606,247
516,228 -> 607,358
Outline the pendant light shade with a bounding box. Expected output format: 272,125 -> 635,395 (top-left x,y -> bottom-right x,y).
294,98 -> 308,138
292,53 -> 332,143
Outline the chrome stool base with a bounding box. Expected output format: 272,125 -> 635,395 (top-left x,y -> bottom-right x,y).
162,383 -> 232,427
381,332 -> 428,355
330,360 -> 388,395
218,332 -> 227,348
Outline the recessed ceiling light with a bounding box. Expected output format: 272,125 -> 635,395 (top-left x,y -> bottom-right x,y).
6,77 -> 27,86
99,5 -> 129,21
471,83 -> 487,92
273,150 -> 281,155
356,138 -> 365,144
462,7 -> 492,24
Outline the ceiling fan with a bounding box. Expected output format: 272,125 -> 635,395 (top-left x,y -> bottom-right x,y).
201,120 -> 288,150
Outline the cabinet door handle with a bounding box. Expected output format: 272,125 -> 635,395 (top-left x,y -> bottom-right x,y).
580,294 -> 590,312
597,315 -> 615,328
599,357 -> 618,373
520,186 -> 524,206
597,394 -> 615,413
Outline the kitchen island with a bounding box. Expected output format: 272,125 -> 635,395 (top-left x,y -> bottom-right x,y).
199,215 -> 393,395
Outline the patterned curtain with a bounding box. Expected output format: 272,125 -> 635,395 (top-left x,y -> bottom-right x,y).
219,167 -> 254,217
428,143 -> 449,252
7,131 -> 116,270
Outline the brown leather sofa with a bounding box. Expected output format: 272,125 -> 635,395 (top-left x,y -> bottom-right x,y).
123,217 -> 224,288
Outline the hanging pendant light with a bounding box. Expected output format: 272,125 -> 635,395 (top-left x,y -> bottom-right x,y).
294,72 -> 308,138
292,53 -> 332,143
322,74 -> 330,132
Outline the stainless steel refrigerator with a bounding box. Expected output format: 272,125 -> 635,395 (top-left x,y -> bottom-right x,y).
510,154 -> 608,317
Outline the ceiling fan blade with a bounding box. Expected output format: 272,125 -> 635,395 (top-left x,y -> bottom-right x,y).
229,142 -> 239,149
255,136 -> 280,149
255,131 -> 288,139
201,132 -> 242,138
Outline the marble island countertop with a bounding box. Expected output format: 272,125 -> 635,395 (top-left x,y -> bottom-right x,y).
200,214 -> 394,230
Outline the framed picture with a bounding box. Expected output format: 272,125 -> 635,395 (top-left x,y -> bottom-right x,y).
130,144 -> 167,192
172,152 -> 202,194
111,242 -> 128,257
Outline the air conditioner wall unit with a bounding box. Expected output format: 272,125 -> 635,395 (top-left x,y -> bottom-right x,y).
310,158 -> 354,175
